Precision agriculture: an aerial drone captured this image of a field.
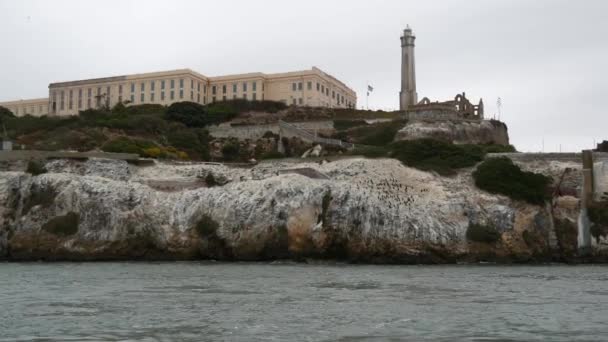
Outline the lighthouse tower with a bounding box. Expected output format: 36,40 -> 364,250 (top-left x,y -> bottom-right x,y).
400,26 -> 418,111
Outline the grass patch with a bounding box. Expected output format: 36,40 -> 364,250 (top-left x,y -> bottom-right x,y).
333,120 -> 368,131
346,120 -> 406,146
42,212 -> 79,237
390,139 -> 484,175
466,223 -> 501,243
473,157 -> 551,205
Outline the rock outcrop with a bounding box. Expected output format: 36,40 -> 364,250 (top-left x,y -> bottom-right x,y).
0,156 -> 604,263
395,120 -> 509,145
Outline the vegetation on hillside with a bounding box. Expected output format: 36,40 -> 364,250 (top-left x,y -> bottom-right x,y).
473,157 -> 551,204
588,193 -> 608,239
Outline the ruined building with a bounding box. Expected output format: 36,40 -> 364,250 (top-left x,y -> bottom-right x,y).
400,27 -> 484,120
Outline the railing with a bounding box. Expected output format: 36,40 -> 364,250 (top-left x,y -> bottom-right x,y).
279,120 -> 354,150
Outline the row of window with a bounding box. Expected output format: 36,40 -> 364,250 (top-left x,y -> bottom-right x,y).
211,92 -> 261,103
291,81 -> 351,106
10,105 -> 47,115
211,81 -> 261,96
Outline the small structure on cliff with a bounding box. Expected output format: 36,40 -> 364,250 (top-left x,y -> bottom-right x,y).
399,27 -> 485,121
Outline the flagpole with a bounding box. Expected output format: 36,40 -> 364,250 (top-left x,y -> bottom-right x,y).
366,80 -> 369,110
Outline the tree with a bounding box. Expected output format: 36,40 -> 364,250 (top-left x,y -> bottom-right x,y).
165,102 -> 209,127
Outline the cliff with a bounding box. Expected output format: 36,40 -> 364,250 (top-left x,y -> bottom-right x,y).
0,157 -> 604,263
395,120 -> 509,145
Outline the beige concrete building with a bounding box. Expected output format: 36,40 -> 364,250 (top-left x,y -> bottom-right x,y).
0,67 -> 356,117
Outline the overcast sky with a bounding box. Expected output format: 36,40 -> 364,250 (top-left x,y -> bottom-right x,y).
1,0 -> 606,152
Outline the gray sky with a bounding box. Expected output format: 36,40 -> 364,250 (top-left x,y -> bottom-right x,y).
1,0 -> 606,152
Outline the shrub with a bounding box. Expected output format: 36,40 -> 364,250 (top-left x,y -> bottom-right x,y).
101,137 -> 156,156
221,143 -> 241,161
26,160 -> 47,176
165,101 -> 209,127
205,173 -> 218,187
196,214 -> 220,237
142,147 -> 163,158
480,144 -> 517,154
42,212 -> 79,237
0,105 -> 16,123
390,139 -> 484,175
466,223 -> 501,243
262,131 -> 280,139
588,200 -> 608,239
473,157 -> 551,205
350,120 -> 405,146
349,145 -> 392,158
333,120 -> 368,131
259,151 -> 286,160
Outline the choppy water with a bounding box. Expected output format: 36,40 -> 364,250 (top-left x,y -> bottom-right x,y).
1,263 -> 607,341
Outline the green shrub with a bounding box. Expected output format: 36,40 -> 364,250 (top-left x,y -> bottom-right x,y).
349,120 -> 405,146
196,214 -> 220,237
473,157 -> 551,205
262,131 -> 280,139
165,101 -> 209,127
390,139 -> 484,175
42,212 -> 79,237
101,137 -> 156,155
333,120 -> 368,131
259,151 -> 286,160
480,144 -> 517,153
221,143 -> 241,161
466,223 -> 501,243
205,173 -> 218,187
588,200 -> 608,239
349,145 -> 392,158
26,160 -> 47,176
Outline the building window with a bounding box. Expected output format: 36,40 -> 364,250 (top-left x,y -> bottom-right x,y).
78,97 -> 82,109
222,85 -> 227,94
179,79 -> 184,88
243,82 -> 247,92
197,82 -> 200,91
233,84 -> 237,93
179,89 -> 183,99
292,98 -> 296,105
119,85 -> 123,94
252,93 -> 257,101
151,93 -> 155,102
140,93 -> 145,102
204,85 -> 207,93
307,82 -> 312,90
222,95 -> 227,101
161,92 -> 165,101
292,83 -> 296,91
212,86 -> 216,95
161,80 -> 166,90
69,89 -> 73,110
191,79 -> 194,89
130,95 -> 134,103
252,82 -> 257,91
326,88 -> 329,96
131,83 -> 135,93
87,98 -> 91,108
316,83 -> 320,91
298,98 -> 303,105
141,83 -> 145,92
332,91 -> 335,99
151,81 -> 155,91
170,91 -> 175,100
118,95 -> 122,103
298,82 -> 302,90
88,88 -> 92,97
191,91 -> 194,100
197,93 -> 200,102
212,96 -> 216,103
60,91 -> 65,110
321,85 -> 325,93
170,80 -> 175,89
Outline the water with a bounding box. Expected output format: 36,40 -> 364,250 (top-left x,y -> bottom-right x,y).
1,263 -> 607,341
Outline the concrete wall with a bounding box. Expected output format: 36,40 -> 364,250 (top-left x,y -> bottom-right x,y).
207,121 -> 334,140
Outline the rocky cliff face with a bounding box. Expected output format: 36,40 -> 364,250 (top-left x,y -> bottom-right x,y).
395,120 -> 509,145
0,157 -> 604,263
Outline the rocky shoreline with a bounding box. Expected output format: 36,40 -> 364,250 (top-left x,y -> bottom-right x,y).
1,157 -> 606,263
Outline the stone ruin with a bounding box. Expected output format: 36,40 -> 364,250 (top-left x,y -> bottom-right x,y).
404,92 -> 485,121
